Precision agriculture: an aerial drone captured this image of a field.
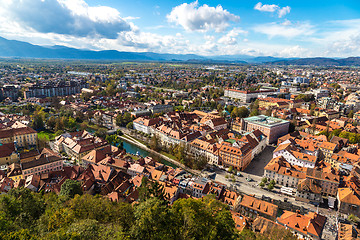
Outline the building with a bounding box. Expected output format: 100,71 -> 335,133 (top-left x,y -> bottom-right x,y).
0,127 -> 37,148
133,117 -> 162,135
239,195 -> 279,220
224,89 -> 277,103
218,130 -> 266,170
21,149 -> 64,178
52,131 -> 109,163
149,104 -> 173,114
264,156 -> 306,188
276,211 -> 326,240
24,80 -> 88,99
241,115 -> 290,144
337,188 -> 360,217
0,143 -> 19,166
273,142 -> 317,168
188,138 -> 219,165
218,141 -> 253,171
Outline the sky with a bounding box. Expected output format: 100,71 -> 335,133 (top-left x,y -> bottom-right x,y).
0,0 -> 360,58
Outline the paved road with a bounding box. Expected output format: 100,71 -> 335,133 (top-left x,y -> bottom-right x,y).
244,145 -> 275,176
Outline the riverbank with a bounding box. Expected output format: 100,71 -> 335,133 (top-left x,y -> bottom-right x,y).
119,134 -> 200,176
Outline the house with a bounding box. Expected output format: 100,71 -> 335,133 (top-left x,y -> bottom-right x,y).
276,211 -> 326,240
0,127 -> 37,148
239,195 -> 279,220
21,149 -> 64,178
188,177 -> 210,198
219,189 -> 241,210
133,117 -> 162,135
337,188 -> 360,217
231,211 -> 250,232
264,156 -> 306,188
6,163 -> 23,182
24,174 -> 41,192
0,143 -> 18,166
295,178 -> 322,204
273,142 -> 317,168
337,223 -> 360,240
189,138 -> 219,165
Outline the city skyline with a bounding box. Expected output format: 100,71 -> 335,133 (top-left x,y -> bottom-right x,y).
0,0 -> 359,58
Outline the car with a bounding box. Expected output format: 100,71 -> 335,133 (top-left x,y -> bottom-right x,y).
246,176 -> 252,182
237,172 -> 242,177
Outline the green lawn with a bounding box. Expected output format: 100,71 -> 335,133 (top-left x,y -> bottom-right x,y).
37,130 -> 55,141
160,151 -> 177,160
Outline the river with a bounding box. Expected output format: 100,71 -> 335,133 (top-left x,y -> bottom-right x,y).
121,139 -> 178,168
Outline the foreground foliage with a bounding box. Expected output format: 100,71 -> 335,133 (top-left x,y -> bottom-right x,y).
0,188 -> 295,240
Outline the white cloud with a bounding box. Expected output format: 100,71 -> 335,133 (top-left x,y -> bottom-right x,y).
167,1 -> 240,32
0,0 -> 132,39
278,6 -> 291,18
254,2 -> 290,18
279,45 -> 308,58
253,22 -> 314,38
254,2 -> 278,12
218,28 -> 247,45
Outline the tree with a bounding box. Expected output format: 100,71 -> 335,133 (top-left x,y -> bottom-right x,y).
250,109 -> 259,117
231,106 -> 250,119
46,116 -> 56,130
31,112 -> 45,130
95,128 -> 108,139
170,196 -> 237,240
149,135 -> 160,151
131,197 -> 173,240
348,110 -> 354,119
126,122 -> 133,129
60,179 -> 83,199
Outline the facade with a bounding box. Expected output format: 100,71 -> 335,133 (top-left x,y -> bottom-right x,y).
241,115 -> 289,144
188,138 -> 219,165
264,156 -> 306,188
24,80 -> 88,99
21,154 -> 63,178
0,127 -> 37,148
133,117 -> 162,135
239,195 -> 279,220
273,142 -> 317,168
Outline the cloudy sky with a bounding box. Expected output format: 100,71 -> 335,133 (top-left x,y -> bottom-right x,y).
0,0 -> 360,57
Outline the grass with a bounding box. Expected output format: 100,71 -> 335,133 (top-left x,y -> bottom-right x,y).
38,130 -> 55,141
160,151 -> 177,160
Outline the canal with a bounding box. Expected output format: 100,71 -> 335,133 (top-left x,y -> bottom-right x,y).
121,139 -> 178,168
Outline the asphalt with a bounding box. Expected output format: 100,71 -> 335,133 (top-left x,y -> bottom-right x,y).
244,145 -> 275,176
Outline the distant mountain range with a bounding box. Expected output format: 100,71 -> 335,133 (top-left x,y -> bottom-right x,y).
0,36 -> 359,66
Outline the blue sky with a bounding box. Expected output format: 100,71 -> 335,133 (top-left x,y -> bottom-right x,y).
0,0 -> 360,57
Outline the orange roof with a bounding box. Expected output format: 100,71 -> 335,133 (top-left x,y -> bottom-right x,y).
319,141 -> 337,151
231,211 -> 249,232
338,188 -> 360,205
240,195 -> 278,219
264,156 -> 306,179
277,211 -> 326,238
